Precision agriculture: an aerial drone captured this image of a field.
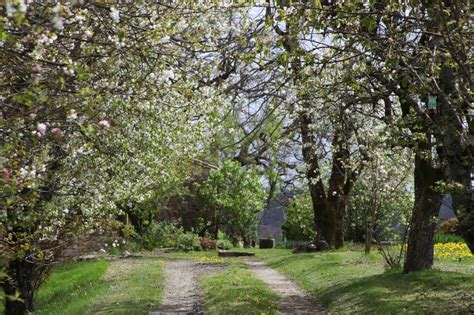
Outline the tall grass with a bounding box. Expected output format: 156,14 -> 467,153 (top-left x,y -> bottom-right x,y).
435,233 -> 464,244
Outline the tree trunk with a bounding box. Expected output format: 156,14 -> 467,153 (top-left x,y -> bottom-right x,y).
318,201 -> 337,247
4,259 -> 36,315
333,196 -> 346,248
364,207 -> 373,254
328,128 -> 350,249
404,152 -> 443,273
300,113 -> 336,246
214,211 -> 219,240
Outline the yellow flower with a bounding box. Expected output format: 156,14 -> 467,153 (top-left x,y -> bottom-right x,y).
434,242 -> 473,261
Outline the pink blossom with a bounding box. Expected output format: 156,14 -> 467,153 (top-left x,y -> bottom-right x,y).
37,123 -> 47,135
31,63 -> 42,72
98,120 -> 110,129
3,169 -> 11,183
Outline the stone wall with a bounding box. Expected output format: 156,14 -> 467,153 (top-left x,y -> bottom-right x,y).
58,230 -> 117,262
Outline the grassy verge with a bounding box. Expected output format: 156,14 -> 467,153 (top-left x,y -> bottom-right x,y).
88,257 -> 164,314
35,260 -> 110,315
256,248 -> 474,314
34,257 -> 164,315
201,264 -> 281,315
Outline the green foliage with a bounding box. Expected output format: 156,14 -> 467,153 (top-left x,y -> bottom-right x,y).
199,160 -> 266,243
217,231 -> 234,250
140,221 -> 201,252
140,221 -> 179,250
175,232 -> 201,252
216,239 -> 233,250
282,193 -> 316,241
121,224 -> 138,240
435,233 -> 465,244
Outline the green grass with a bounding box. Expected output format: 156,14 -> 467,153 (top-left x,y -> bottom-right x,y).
201,265 -> 281,315
434,233 -> 465,243
255,248 -> 474,314
33,257 -> 164,315
88,257 -> 164,314
11,247 -> 473,315
35,260 -> 110,315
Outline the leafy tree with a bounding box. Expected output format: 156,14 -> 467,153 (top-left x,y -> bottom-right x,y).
304,0 -> 472,271
0,3 -> 227,313
282,193 -> 316,242
199,160 -> 266,246
346,150 -> 414,252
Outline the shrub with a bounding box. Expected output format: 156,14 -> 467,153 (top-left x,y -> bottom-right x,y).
141,221 -> 180,250
140,221 -> 201,251
121,223 -> 138,240
379,243 -> 405,269
436,218 -> 459,235
216,239 -> 233,250
200,238 -> 217,250
175,232 -> 201,252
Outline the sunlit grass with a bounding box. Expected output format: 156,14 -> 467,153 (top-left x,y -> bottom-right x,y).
34,257 -> 164,315
202,266 -> 281,315
256,248 -> 474,314
35,260 -> 110,315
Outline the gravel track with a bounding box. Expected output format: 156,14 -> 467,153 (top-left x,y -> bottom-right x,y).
245,259 -> 328,315
150,260 -> 222,315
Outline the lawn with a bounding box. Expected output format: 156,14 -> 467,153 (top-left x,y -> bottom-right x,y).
255,248 -> 474,314
34,257 -> 164,315
88,257 -> 164,314
35,260 -> 110,315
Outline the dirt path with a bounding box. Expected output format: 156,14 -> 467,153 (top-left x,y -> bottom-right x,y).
150,260 -> 202,314
151,260 -> 222,315
245,260 -> 328,315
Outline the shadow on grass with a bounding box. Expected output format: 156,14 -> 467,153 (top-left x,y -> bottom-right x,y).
258,249 -> 474,314
91,299 -> 161,315
320,269 -> 474,314
262,251 -> 344,271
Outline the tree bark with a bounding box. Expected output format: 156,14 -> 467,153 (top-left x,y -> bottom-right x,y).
4,259 -> 36,315
300,113 -> 337,246
328,128 -> 350,248
404,150 -> 443,273
332,196 -> 347,248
